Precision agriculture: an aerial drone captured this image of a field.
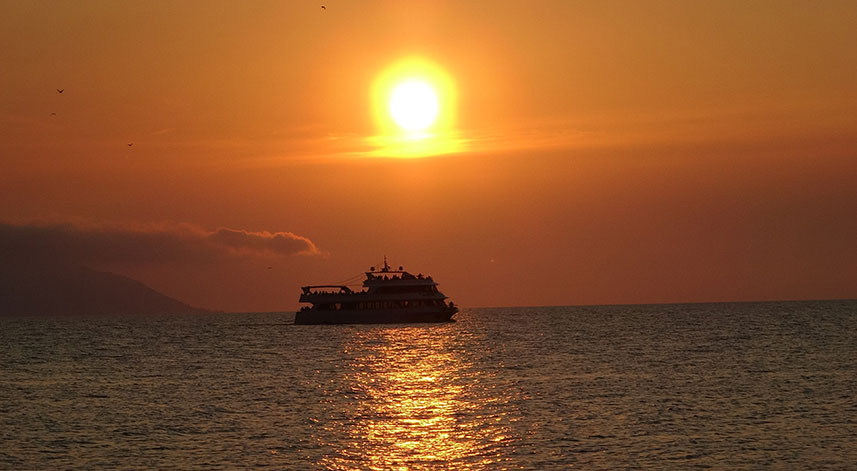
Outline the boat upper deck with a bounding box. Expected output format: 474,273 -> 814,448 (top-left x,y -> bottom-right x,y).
363,258 -> 435,286
299,258 -> 448,304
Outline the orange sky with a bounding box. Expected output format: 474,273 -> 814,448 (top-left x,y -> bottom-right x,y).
2,1 -> 856,311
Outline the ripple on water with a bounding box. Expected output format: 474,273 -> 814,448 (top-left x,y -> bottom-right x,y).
1,300 -> 856,470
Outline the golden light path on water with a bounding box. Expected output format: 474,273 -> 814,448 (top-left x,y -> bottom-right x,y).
317,326 -> 521,470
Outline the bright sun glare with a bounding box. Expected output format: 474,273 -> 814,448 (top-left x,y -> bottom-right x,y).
370,57 -> 460,157
389,80 -> 439,132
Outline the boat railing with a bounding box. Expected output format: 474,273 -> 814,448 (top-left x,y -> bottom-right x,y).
365,272 -> 433,281
300,285 -> 354,295
300,290 -> 443,299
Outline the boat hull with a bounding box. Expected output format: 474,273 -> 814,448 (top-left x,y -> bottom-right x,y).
294,307 -> 457,325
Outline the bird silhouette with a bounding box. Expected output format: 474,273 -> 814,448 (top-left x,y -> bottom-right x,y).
50,112 -> 57,116
57,89 -> 64,93
321,5 -> 326,9
127,143 -> 133,147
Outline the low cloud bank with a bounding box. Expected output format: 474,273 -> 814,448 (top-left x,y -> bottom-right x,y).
0,221 -> 319,267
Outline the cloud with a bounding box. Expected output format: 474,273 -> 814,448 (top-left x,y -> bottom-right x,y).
208,227 -> 318,257
0,221 -> 319,267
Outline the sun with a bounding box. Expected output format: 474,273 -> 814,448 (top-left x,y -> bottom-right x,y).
369,56 -> 461,157
389,80 -> 439,132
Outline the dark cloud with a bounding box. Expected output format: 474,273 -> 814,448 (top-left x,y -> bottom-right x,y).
0,221 -> 319,267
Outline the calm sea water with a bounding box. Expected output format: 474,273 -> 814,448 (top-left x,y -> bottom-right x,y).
1,300 -> 856,470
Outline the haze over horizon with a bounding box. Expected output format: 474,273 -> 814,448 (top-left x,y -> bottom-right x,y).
2,1 -> 856,312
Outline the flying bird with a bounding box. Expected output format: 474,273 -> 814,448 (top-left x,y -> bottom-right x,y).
321,5 -> 326,9
50,112 -> 57,116
57,89 -> 64,93
127,143 -> 133,146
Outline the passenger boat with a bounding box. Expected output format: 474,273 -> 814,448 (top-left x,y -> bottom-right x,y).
294,258 -> 457,325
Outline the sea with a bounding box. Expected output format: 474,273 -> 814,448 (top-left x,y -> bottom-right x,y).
1,300 -> 856,470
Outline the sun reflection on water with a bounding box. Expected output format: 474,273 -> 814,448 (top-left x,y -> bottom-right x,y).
317,326 -> 518,470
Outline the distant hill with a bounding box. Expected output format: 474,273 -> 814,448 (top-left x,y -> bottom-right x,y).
0,262 -> 208,316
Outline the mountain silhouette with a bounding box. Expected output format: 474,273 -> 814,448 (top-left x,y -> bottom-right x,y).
0,262 -> 208,316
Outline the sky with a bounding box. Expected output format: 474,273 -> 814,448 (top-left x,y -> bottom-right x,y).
1,0 -> 856,311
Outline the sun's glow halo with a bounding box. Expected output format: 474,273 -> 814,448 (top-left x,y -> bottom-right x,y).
370,56 -> 460,157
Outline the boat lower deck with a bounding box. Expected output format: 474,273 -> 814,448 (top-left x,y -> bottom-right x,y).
294,308 -> 456,325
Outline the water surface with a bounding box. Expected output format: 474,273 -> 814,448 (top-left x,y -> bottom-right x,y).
2,300 -> 856,469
